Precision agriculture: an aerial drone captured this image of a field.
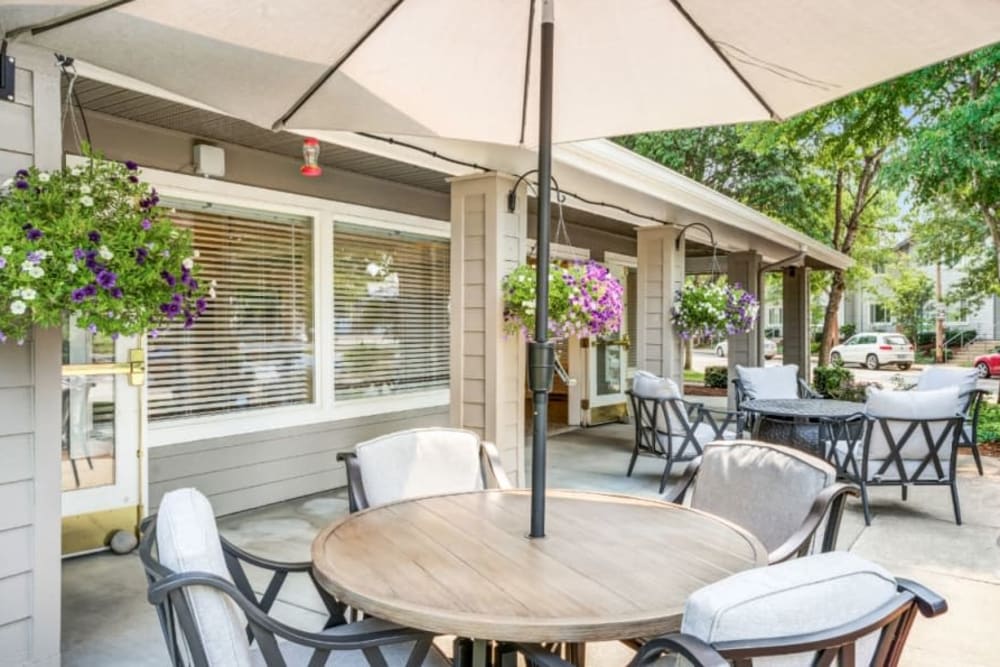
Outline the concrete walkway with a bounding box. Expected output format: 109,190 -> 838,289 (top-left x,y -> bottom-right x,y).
62,425 -> 1000,666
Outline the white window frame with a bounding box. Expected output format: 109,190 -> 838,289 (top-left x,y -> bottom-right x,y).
66,157 -> 451,446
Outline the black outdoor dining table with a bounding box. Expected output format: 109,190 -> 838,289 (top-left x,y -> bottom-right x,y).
741,398 -> 865,457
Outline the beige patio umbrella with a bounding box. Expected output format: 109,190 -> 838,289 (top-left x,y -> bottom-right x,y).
3,0 -> 998,537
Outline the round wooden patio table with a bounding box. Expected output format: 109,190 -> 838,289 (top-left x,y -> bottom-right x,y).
311,489 -> 766,644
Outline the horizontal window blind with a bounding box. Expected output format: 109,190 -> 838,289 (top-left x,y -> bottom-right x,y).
334,223 -> 449,400
149,202 -> 314,421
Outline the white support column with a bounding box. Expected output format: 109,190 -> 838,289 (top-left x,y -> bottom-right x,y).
449,173 -> 527,486
727,251 -> 762,406
636,227 -> 684,388
782,266 -> 812,381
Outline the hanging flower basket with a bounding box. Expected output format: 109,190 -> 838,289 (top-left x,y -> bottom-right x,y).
502,260 -> 624,339
672,278 -> 759,341
0,152 -> 211,344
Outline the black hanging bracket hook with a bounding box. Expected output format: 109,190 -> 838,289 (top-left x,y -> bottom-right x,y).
0,39 -> 15,103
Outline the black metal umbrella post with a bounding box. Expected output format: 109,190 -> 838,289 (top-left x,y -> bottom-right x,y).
528,0 -> 555,538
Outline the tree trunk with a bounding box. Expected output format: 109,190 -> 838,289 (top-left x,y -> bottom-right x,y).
684,339 -> 693,371
818,270 -> 847,365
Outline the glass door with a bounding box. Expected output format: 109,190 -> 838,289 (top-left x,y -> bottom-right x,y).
583,255 -> 636,426
61,321 -> 145,554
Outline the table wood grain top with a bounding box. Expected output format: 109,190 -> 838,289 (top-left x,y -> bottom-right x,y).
311,489 -> 766,643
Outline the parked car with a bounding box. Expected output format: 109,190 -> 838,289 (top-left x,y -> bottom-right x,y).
973,350 -> 1000,378
830,332 -> 914,370
715,339 -> 777,360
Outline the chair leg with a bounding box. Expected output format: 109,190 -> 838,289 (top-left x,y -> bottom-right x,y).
901,485 -> 908,502
969,443 -> 984,476
860,483 -> 872,526
626,444 -> 640,477
69,456 -> 80,488
658,457 -> 674,494
950,481 -> 962,526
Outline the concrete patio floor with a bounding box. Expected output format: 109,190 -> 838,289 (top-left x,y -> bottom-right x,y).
62,423 -> 1000,666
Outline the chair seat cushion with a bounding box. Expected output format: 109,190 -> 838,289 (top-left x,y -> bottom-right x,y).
251,622 -> 451,667
681,552 -> 898,667
736,365 -> 799,400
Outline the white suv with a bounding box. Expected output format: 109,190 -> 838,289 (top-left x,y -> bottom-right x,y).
830,332 -> 914,370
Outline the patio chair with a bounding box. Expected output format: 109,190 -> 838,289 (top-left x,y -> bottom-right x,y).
337,427 -> 511,512
509,552 -> 945,667
663,441 -> 858,563
732,364 -> 820,433
910,366 -> 986,475
139,487 -> 449,667
827,386 -> 964,525
627,371 -> 741,493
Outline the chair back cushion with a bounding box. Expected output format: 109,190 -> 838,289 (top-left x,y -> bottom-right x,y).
864,387 -> 961,481
690,441 -> 835,553
735,365 -> 799,400
632,370 -> 688,433
156,488 -> 253,666
356,428 -> 485,507
915,366 -> 978,396
681,552 -> 898,666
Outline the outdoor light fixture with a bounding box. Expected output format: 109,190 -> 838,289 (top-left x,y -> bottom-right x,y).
300,137 -> 322,177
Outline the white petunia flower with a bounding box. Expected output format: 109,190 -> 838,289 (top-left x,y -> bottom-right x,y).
193,250 -> 200,259
1,178 -> 11,189
37,172 -> 50,183
20,287 -> 36,300
80,195 -> 94,207
209,287 -> 217,299
70,167 -> 82,176
21,260 -> 33,272
67,263 -> 79,274
1,246 -> 11,256
182,257 -> 194,270
27,266 -> 44,279
99,246 -> 114,260
79,184 -> 91,194
10,300 -> 26,315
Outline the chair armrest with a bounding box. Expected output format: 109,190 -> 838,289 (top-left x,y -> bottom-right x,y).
481,440 -> 513,489
661,457 -> 702,505
682,399 -> 704,420
220,537 -> 311,573
697,405 -> 744,438
767,482 -> 860,564
633,634 -> 728,667
336,451 -> 370,512
896,578 -> 948,617
798,378 -> 822,399
148,570 -> 432,651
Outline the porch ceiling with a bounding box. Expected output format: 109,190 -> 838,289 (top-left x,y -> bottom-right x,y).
65,78 -> 452,193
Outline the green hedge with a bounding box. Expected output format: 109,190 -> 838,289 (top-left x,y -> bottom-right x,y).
813,363 -> 854,398
704,365 -> 729,389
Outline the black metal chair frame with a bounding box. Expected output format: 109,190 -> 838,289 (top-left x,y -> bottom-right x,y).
509,579 -> 945,667
958,388 -> 987,476
662,452 -> 859,564
139,515 -> 437,667
626,390 -> 743,493
337,436 -> 512,513
825,413 -> 964,525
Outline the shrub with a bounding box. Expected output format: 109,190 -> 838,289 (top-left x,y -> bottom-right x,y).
840,323 -> 856,340
977,403 -> 1000,442
813,363 -> 854,398
704,365 -> 729,389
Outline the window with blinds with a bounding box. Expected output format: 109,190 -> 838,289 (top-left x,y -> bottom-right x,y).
148,202 -> 314,421
334,223 -> 449,400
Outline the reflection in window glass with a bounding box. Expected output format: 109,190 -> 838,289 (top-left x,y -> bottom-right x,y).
334,223 -> 449,400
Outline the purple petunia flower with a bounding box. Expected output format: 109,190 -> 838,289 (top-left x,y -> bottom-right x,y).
26,251 -> 42,264
149,329 -> 160,339
128,175 -> 139,184
0,331 -> 5,343
82,283 -> 98,297
73,248 -> 85,260
96,270 -> 117,289
71,288 -> 87,303
14,181 -> 29,190
141,218 -> 152,230
88,231 -> 101,244
111,333 -> 119,341
134,247 -> 149,265
87,324 -> 98,335
196,298 -> 207,314
110,287 -> 123,299
125,160 -> 138,171
26,228 -> 42,241
15,169 -> 28,179
161,270 -> 176,287
160,302 -> 181,319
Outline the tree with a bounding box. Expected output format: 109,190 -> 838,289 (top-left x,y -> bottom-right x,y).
891,45 -> 1000,293
880,257 -> 933,344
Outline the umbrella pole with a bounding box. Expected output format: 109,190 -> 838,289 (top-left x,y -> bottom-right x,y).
528,0 -> 555,539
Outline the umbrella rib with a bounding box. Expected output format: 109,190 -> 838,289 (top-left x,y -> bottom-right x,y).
518,0 -> 537,146
668,0 -> 778,120
5,0 -> 135,38
273,0 -> 408,130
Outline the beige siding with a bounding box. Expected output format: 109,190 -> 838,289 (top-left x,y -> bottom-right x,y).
0,44 -> 62,667
636,227 -> 683,388
149,406 -> 449,516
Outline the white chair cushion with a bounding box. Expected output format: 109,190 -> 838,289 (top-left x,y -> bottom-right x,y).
864,387 -> 961,478
915,366 -> 978,396
736,365 -> 799,400
250,619 -> 452,667
157,488 -> 253,667
633,370 -> 689,433
356,428 -> 485,508
866,386 -> 961,421
689,441 -> 835,554
681,552 -> 898,667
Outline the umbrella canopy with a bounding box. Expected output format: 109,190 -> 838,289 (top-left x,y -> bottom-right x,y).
4,0 -> 999,537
